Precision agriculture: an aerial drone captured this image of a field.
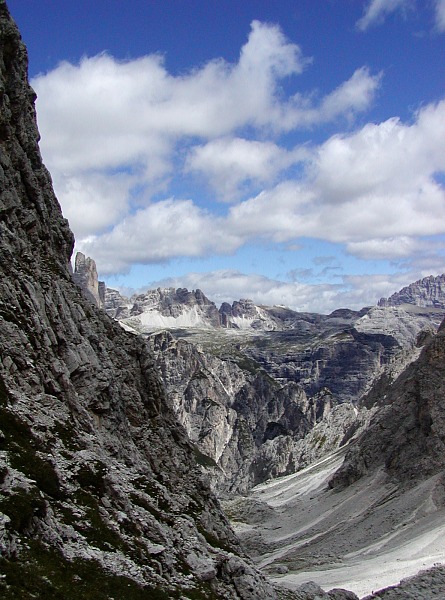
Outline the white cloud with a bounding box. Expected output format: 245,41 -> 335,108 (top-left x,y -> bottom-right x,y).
435,0 -> 445,31
140,268 -> 445,314
33,20 -> 308,170
71,97 -> 445,276
53,171 -> 134,238
225,99 -> 445,257
185,138 -> 308,201
146,269 -> 345,313
32,20 -> 380,254
79,199 -> 240,274
30,16 -> 445,309
346,237 -> 424,260
356,0 -> 411,31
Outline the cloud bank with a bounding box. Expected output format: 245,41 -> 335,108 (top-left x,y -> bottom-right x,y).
32,19 -> 445,311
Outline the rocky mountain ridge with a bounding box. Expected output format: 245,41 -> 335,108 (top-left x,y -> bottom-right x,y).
99,276 -> 443,404
3,2 -> 445,597
229,309 -> 445,598
378,274 -> 445,308
102,274 -> 445,333
148,330 -> 372,494
83,262 -> 445,495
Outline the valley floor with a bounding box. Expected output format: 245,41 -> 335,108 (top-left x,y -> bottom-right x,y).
224,448 -> 445,598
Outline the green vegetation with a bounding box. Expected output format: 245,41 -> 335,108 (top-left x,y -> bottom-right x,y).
0,486 -> 46,532
0,541 -> 171,600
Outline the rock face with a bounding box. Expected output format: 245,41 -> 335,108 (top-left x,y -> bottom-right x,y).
219,299 -> 281,330
106,287 -> 442,405
378,274 -> 445,308
0,5 -> 279,598
72,251 -> 105,308
108,286 -> 222,330
329,317 -> 445,490
149,331 -> 373,495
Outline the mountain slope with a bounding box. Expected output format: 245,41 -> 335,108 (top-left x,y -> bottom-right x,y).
227,316 -> 445,597
329,318 -> 445,489
378,274 -> 445,308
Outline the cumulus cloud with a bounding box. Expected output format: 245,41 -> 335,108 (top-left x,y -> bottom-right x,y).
79,199 -> 240,274
291,67 -> 382,127
435,0 -> 445,31
30,17 -> 445,311
33,19 -> 380,249
222,100 -> 445,262
72,98 -> 445,277
146,269 -> 345,313
356,0 -> 411,31
53,171 -> 135,238
141,268 -> 445,314
346,237 -> 425,260
185,138 -> 309,201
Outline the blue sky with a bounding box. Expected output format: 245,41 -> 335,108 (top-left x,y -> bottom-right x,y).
8,0 -> 445,312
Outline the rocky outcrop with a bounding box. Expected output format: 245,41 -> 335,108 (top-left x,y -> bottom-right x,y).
111,287 -> 222,330
329,317 -> 445,490
72,251 -> 105,308
0,4 -> 279,598
148,331 -> 373,494
219,299 -> 281,330
104,286 -> 443,495
106,285 -> 442,406
378,274 -> 445,308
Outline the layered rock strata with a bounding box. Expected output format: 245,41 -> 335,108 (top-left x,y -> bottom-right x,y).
149,331 -> 372,494
330,317 -> 445,490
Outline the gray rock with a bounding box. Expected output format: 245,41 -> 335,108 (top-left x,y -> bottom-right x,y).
72,251 -> 105,308
329,318 -> 445,489
378,274 -> 445,308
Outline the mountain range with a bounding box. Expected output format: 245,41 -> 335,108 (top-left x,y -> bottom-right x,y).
2,2 -> 445,598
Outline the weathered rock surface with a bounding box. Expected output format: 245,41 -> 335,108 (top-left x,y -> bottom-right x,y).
148,331 -> 308,493
72,251 -> 105,308
106,287 -> 442,406
109,286 -> 222,330
148,331 -> 375,495
329,318 -> 445,490
378,274 -> 445,308
363,565 -> 445,598
0,4 -> 280,598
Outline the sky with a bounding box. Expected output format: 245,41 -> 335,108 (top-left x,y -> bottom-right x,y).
8,0 -> 445,313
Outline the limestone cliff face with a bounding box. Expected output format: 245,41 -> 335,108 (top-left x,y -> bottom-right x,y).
148,331 -> 373,495
114,287 -> 222,330
329,318 -> 445,490
378,274 -> 445,308
72,251 -> 105,309
0,4 -> 278,598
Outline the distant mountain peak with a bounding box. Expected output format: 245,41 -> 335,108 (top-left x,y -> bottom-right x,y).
378,274 -> 445,308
